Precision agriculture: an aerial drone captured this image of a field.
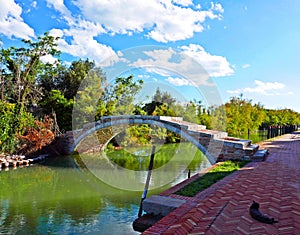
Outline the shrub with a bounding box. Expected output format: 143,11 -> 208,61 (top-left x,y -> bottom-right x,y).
0,101 -> 18,153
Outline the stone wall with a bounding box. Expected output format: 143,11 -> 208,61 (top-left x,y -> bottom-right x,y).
61,116 -> 263,161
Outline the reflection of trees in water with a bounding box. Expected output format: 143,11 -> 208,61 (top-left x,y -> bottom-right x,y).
0,143 -> 210,233
0,160 -> 140,234
107,143 -> 207,171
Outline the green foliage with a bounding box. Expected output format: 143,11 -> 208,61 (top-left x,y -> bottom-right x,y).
95,75 -> 144,119
106,143 -> 206,171
175,160 -> 248,197
153,87 -> 176,106
0,101 -> 18,152
224,96 -> 267,136
118,124 -> 168,147
60,59 -> 95,99
40,90 -> 74,131
17,107 -> 35,135
73,67 -> 106,127
0,32 -> 60,113
40,59 -> 95,100
182,101 -> 198,123
263,109 -> 300,126
223,95 -> 300,137
0,101 -> 34,153
108,75 -> 144,115
121,125 -> 152,146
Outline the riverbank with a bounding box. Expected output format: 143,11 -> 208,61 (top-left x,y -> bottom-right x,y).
0,153 -> 49,170
142,132 -> 300,234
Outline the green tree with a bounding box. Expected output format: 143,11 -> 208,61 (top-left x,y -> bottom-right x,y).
96,75 -> 143,117
224,95 -> 266,136
1,32 -> 60,113
0,101 -> 34,153
182,101 -> 198,123
57,59 -> 95,99
73,67 -> 106,127
153,87 -> 176,106
40,90 -> 74,131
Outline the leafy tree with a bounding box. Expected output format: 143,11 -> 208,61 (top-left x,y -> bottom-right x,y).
153,87 -> 176,106
40,90 -> 74,131
224,95 -> 266,136
38,62 -> 66,98
0,101 -> 18,152
110,75 -> 144,115
95,75 -> 143,117
73,67 -> 106,127
57,59 -> 95,99
0,101 -> 34,153
0,32 -> 60,113
182,101 -> 198,123
263,109 -> 300,127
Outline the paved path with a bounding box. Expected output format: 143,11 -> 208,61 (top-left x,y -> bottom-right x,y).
143,132 -> 300,234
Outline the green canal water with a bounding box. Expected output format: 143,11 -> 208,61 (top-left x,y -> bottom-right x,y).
0,143 -> 210,235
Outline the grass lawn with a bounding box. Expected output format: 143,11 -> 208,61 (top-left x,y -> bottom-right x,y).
175,160 -> 249,197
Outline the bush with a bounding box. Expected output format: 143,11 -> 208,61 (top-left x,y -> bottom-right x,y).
17,115 -> 55,156
0,101 -> 18,153
0,101 -> 36,154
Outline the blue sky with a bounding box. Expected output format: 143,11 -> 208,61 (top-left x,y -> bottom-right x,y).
1,0 -> 300,111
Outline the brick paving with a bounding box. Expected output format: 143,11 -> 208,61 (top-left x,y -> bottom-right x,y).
143,132 -> 300,234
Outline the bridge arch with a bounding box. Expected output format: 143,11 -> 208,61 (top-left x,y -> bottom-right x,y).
70,115 -> 216,164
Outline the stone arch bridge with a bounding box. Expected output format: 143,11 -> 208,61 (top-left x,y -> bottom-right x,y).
63,115 -> 264,164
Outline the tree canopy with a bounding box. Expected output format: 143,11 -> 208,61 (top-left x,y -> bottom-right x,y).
0,32 -> 300,153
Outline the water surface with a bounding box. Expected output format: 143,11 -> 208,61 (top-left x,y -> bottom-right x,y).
0,143 -> 210,234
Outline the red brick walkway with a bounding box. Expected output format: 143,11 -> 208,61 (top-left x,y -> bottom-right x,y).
143,132 -> 300,234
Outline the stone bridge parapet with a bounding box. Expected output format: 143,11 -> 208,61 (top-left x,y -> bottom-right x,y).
62,115 -> 267,163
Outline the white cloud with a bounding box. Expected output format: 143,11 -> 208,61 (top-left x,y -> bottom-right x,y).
166,77 -> 190,86
137,74 -> 151,79
181,44 -> 234,77
0,0 -> 35,39
31,1 -> 37,9
101,46 -> 224,107
172,0 -> 193,7
227,80 -> 287,96
242,64 -> 251,69
73,0 -> 224,43
127,47 -> 212,86
44,1 -> 225,64
47,1 -> 115,64
45,0 -> 73,23
41,54 -> 58,64
50,27 -> 115,64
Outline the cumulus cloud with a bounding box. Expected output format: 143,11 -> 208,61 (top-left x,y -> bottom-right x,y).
73,0 -> 224,42
181,44 -> 234,77
49,27 -> 115,64
128,47 -> 217,86
172,0 -> 193,7
45,0 -> 73,22
227,80 -> 288,96
125,44 -> 234,87
166,77 -> 190,86
44,1 -> 225,63
46,1 -> 115,64
102,45 -> 224,106
41,54 -> 58,64
0,0 -> 35,39
242,64 -> 251,69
